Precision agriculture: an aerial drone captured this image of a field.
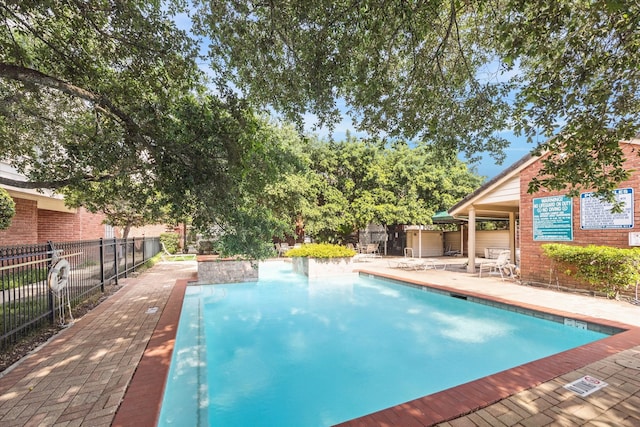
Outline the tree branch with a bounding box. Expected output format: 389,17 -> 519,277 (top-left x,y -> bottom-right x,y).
0,63 -> 154,150
2,63 -> 113,119
0,4 -> 73,65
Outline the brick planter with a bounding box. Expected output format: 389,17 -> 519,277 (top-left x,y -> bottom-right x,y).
291,257 -> 355,278
196,255 -> 258,284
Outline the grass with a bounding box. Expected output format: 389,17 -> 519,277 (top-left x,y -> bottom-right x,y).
1,270 -> 48,291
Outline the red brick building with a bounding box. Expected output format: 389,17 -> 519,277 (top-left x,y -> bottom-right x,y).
0,188 -> 117,245
448,138 -> 640,297
0,162 -> 170,245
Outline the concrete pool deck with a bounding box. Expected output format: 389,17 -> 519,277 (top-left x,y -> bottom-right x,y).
0,258 -> 638,426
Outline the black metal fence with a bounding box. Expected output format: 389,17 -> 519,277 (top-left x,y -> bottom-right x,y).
0,237 -> 161,350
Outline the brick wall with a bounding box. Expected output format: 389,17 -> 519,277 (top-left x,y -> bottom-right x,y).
38,209 -> 81,243
128,224 -> 172,238
0,198 -> 38,245
37,207 -> 113,243
0,194 -> 162,245
78,208 -> 110,240
520,141 -> 640,297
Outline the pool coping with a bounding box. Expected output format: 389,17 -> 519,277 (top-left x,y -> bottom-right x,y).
118,271 -> 640,427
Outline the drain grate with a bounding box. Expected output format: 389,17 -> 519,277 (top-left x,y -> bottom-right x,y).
564,375 -> 608,397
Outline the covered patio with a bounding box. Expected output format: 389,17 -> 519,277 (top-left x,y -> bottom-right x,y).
446,154 -> 536,273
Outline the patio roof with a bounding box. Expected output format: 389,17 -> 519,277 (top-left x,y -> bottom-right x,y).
447,152 -> 539,219
431,211 -> 509,224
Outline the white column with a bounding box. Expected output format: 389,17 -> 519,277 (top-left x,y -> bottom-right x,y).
467,207 -> 476,273
509,212 -> 516,264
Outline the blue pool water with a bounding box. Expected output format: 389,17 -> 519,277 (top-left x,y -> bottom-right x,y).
158,262 -> 607,426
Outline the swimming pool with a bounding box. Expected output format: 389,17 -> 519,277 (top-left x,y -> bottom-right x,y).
158,261 -> 609,426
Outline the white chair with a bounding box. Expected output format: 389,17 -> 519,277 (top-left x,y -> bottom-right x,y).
389,255 -> 420,269
161,242 -> 192,261
364,243 -> 380,256
478,250 -> 514,280
422,258 -> 447,271
388,248 -> 445,270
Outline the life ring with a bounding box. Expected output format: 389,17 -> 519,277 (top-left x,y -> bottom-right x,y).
48,259 -> 70,292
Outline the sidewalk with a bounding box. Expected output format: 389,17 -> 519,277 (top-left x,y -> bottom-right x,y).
0,258 -> 638,426
0,261 -> 196,427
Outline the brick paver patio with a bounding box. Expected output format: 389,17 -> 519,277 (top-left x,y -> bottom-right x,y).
0,262 -> 195,427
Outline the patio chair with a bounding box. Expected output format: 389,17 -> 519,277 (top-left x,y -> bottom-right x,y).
161,242 -> 192,261
392,257 -> 446,271
388,248 -> 416,269
364,243 -> 380,257
478,250 -> 514,280
443,244 -> 460,257
400,258 -> 428,270
422,258 -> 447,271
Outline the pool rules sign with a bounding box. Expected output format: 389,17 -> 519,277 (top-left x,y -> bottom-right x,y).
533,196 -> 573,241
580,188 -> 634,230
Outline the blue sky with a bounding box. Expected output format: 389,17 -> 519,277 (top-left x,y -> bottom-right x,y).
469,135 -> 534,180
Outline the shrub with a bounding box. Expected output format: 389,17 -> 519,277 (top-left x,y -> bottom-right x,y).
160,232 -> 181,254
542,243 -> 640,299
285,243 -> 356,259
0,188 -> 15,230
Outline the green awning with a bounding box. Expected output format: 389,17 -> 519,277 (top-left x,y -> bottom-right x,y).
431,211 -> 465,224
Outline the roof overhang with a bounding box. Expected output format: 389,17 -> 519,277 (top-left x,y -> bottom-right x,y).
448,152 -> 539,219
5,188 -> 76,213
449,137 -> 640,220
1,163 -> 76,213
431,211 -> 508,224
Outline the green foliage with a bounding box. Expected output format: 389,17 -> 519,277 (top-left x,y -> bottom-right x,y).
198,240 -> 216,255
193,0 -> 640,197
497,1 -> 640,202
211,204 -> 288,259
0,296 -> 48,333
0,1 -> 302,260
267,136 -> 482,242
542,244 -> 640,299
160,233 -> 181,254
285,243 -> 356,259
1,269 -> 47,291
1,1 -> 201,185
10,0 -> 639,260
193,0 -> 511,165
0,187 -> 15,230
63,177 -> 172,238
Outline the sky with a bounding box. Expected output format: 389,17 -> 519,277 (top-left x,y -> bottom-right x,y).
469,136 -> 535,181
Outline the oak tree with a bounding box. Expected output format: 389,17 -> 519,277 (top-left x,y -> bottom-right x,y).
193,0 -> 640,199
